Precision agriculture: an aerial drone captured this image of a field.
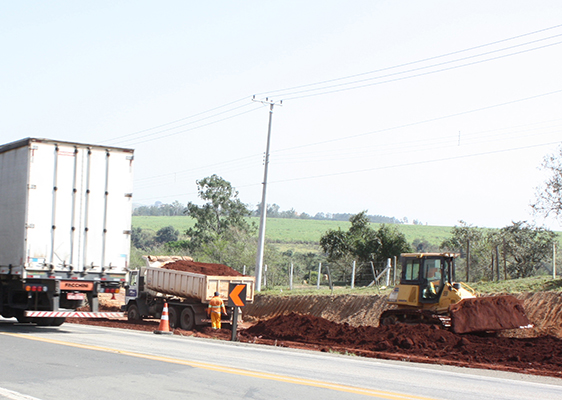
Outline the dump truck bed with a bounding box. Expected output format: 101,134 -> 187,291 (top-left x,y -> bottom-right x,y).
145,265 -> 255,303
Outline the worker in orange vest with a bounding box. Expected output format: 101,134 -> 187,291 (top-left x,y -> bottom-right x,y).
207,291 -> 227,329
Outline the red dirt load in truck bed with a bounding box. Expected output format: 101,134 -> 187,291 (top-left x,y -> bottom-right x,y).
162,259 -> 243,276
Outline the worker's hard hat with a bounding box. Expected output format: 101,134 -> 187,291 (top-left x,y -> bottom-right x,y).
214,291 -> 220,297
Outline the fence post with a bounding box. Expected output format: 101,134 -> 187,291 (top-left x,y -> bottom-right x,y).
385,258 -> 391,286
351,260 -> 356,289
289,263 -> 294,290
317,262 -> 322,289
554,243 -> 557,279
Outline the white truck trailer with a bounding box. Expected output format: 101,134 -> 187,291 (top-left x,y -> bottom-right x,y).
0,138 -> 134,325
124,256 -> 255,330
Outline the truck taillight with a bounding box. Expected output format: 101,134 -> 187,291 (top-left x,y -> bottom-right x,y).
25,285 -> 48,292
100,288 -> 120,294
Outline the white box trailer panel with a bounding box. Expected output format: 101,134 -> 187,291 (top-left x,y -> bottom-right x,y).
0,138 -> 133,277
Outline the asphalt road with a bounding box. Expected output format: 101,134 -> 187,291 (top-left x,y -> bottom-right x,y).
0,319 -> 561,400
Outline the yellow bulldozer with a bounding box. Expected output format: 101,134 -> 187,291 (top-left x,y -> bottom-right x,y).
380,253 -> 532,334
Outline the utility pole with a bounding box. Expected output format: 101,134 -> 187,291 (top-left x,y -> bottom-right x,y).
253,96 -> 282,292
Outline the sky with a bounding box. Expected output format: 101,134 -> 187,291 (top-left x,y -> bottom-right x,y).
2,1 -> 562,230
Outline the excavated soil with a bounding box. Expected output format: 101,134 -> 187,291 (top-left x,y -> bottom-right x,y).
239,313 -> 562,378
162,259 -> 242,276
449,295 -> 531,334
67,292 -> 562,378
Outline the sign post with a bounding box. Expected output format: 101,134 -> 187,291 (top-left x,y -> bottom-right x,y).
228,283 -> 247,341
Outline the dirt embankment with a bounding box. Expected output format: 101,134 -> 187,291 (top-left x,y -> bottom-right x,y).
243,294 -> 387,327
244,292 -> 562,339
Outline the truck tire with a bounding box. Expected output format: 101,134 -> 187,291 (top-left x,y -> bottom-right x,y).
180,308 -> 195,330
127,304 -> 141,321
15,310 -> 32,324
168,306 -> 179,329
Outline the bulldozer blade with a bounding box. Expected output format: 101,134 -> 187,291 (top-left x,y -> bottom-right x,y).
449,295 -> 531,334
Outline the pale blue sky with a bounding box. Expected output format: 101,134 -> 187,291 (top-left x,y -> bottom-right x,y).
2,1 -> 562,229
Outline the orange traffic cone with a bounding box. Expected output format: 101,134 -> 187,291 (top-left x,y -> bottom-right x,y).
154,302 -> 173,335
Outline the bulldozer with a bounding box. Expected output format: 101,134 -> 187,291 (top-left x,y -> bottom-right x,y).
379,253 -> 532,334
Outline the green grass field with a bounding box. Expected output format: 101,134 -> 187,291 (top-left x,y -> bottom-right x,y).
132,216 -> 453,246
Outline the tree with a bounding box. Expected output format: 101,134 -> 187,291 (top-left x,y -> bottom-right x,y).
532,145 -> 562,220
500,221 -> 556,278
184,175 -> 254,250
320,211 -> 410,284
155,226 -> 179,244
375,224 -> 411,263
131,227 -> 155,250
441,221 -> 486,282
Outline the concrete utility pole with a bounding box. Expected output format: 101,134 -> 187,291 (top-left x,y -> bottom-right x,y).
253,96 -> 282,292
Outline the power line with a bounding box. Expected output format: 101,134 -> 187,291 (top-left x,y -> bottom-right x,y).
268,141 -> 562,185
281,38 -> 562,100
132,89 -> 562,194
274,89 -> 562,154
255,24 -> 562,98
108,24 -> 562,147
104,96 -> 249,145
120,105 -> 264,146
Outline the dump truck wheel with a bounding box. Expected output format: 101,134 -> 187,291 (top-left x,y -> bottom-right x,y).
168,306 -> 179,329
180,308 -> 195,330
127,304 -> 140,321
15,310 -> 32,324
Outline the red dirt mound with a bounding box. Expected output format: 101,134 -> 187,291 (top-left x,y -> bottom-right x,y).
239,313 -> 562,378
450,295 -> 531,334
162,260 -> 242,276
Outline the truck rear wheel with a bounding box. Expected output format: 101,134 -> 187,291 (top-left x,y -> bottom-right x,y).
180,308 -> 194,330
127,304 -> 141,321
168,306 -> 179,329
15,310 -> 32,324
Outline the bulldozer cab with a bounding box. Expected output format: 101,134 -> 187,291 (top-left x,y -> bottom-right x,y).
400,253 -> 456,304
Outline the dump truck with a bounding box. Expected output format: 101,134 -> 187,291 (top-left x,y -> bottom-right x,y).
0,138 -> 134,326
123,256 -> 255,330
380,253 -> 531,334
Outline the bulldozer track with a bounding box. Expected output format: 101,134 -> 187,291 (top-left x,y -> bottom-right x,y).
379,308 -> 450,329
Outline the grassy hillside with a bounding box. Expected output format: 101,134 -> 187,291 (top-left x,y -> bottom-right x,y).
132,216 -> 453,246
255,275 -> 562,296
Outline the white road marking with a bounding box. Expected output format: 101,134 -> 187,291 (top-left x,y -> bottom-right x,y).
0,387 -> 43,400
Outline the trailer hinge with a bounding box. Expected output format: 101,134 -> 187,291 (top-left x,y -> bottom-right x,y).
25,223 -> 35,229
